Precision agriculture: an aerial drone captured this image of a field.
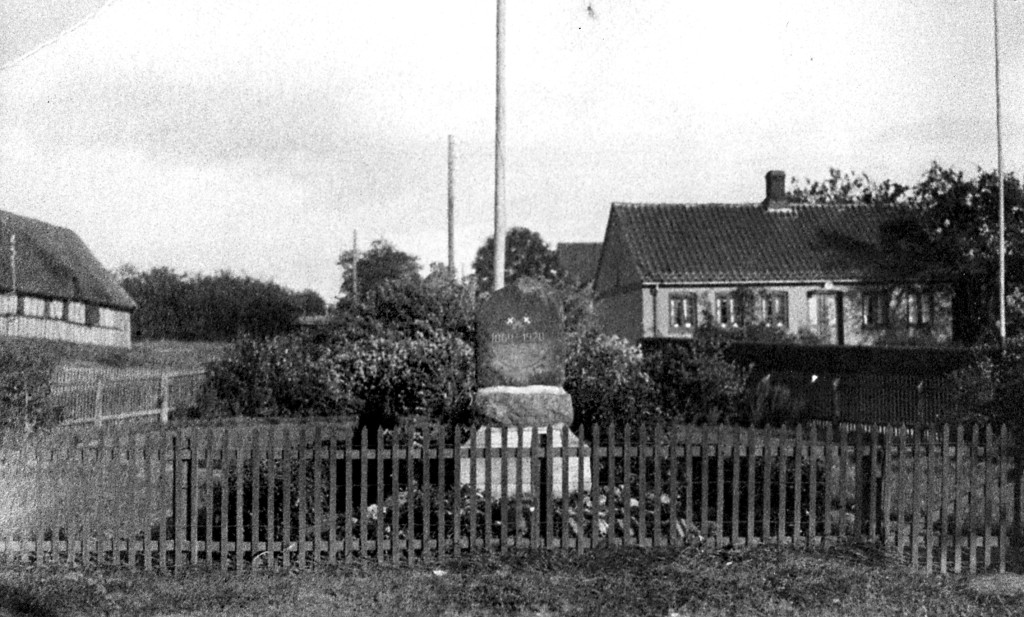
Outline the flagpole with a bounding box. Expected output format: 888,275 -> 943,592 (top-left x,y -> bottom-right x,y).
994,0 -> 1006,350
493,0 -> 507,291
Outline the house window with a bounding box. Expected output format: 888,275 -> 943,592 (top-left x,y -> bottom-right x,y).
862,291 -> 890,327
68,302 -> 86,324
907,292 -> 933,327
716,294 -> 739,327
85,305 -> 100,327
760,292 -> 788,328
669,293 -> 697,330
19,296 -> 45,318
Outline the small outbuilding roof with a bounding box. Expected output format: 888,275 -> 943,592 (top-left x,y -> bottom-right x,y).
0,210 -> 135,310
607,202 -> 911,284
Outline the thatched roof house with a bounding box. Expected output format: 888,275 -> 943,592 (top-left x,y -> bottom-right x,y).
0,211 -> 134,347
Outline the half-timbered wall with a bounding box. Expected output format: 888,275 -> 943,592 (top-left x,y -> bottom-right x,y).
0,293 -> 131,347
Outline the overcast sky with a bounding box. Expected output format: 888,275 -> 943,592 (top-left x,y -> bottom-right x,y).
1,0 -> 1022,302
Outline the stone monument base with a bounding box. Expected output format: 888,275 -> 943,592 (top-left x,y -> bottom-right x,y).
474,385 -> 573,426
459,423 -> 592,499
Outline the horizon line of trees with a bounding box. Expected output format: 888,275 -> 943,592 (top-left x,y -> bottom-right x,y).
115,265 -> 326,341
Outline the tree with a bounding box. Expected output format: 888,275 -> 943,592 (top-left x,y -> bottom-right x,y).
340,239 -> 420,299
791,164 -> 1024,344
119,266 -> 307,341
472,227 -> 558,291
904,165 -> 1024,343
357,263 -> 476,341
789,168 -> 909,207
119,266 -> 189,340
292,289 -> 327,316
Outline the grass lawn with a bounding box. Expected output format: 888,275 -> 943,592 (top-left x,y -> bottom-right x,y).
1,545 -> 1022,616
55,339 -> 228,372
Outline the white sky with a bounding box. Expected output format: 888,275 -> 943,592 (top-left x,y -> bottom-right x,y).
1,0 -> 1023,302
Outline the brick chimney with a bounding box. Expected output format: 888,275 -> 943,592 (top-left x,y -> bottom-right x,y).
764,170 -> 787,210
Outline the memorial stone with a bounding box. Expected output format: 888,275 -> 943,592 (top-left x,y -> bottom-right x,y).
474,278 -> 572,426
476,277 -> 565,387
460,278 -> 591,497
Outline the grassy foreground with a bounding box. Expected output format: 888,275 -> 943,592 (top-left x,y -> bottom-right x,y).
1,546 -> 1023,617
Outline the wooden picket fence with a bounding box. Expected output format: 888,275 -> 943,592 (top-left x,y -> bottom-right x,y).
53,369 -> 206,426
0,420 -> 1018,573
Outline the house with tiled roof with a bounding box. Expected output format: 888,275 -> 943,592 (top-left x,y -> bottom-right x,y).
0,211 -> 134,348
593,171 -> 952,345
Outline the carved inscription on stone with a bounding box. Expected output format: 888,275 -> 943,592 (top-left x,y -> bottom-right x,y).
476,279 -> 565,387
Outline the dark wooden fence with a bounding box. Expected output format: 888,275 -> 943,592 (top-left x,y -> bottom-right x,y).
755,371 -> 964,425
0,421 -> 1017,574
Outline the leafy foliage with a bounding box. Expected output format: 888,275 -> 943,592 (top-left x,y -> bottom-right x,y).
565,329 -> 751,426
792,164 -> 1024,344
204,270 -> 478,426
789,168 -> 910,206
0,340 -> 62,432
472,227 -> 558,292
205,328 -> 474,426
564,330 -> 658,426
340,239 -> 421,299
119,266 -> 318,341
977,337 -> 1024,435
352,264 -> 476,340
643,337 -> 751,424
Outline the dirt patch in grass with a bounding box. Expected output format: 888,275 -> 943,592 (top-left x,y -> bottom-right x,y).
0,546 -> 1021,616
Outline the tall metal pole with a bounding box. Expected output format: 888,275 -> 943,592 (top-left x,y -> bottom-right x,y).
995,0 -> 1006,349
448,134 -> 456,276
493,0 -> 507,291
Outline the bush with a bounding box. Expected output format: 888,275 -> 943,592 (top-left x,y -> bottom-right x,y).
643,336 -> 750,424
565,331 -> 753,427
338,329 -> 475,426
360,270 -> 476,341
564,331 -> 658,426
981,337 -> 1024,434
204,328 -> 475,427
0,340 -> 62,432
204,334 -> 359,419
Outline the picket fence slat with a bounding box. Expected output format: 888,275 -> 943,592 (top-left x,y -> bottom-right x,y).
999,425 -> 1009,573
390,427 -> 400,562
969,425 -> 980,573
745,426 -> 755,547
809,425 -> 818,544
401,425 -> 413,564
793,425 -> 803,546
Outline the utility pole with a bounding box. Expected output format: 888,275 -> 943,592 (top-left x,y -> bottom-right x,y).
352,230 -> 359,301
493,0 -> 507,291
448,134 -> 456,277
337,244 -> 345,298
994,0 -> 1007,350
9,233 -> 15,295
